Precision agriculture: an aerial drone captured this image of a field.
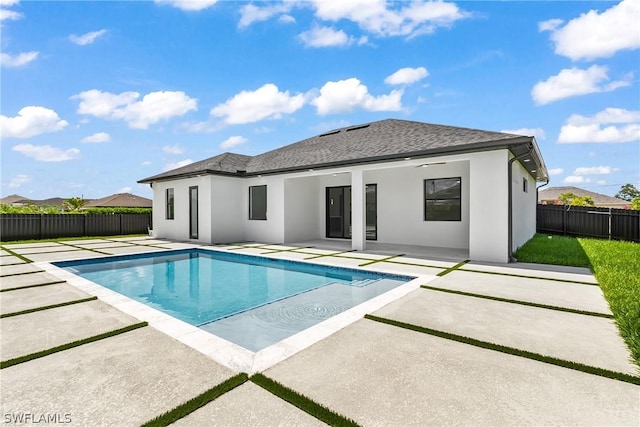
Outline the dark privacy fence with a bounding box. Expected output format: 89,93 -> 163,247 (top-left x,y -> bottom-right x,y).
0,214 -> 152,241
537,204 -> 639,243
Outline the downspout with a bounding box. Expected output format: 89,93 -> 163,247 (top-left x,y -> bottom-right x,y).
508,144 -> 534,263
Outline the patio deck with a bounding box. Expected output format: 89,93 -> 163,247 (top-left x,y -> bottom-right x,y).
1,237 -> 637,426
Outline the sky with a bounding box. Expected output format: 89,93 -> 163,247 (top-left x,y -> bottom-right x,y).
1,0 -> 639,200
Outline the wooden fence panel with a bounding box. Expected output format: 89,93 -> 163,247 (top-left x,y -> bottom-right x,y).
537,205 -> 639,242
0,214 -> 152,241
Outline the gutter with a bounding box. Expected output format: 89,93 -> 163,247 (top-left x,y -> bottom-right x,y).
507,143 -> 534,263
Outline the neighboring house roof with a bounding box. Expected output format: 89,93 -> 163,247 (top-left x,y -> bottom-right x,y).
35,197 -> 68,207
83,193 -> 152,208
538,186 -> 629,207
0,194 -> 30,205
140,118 -> 547,183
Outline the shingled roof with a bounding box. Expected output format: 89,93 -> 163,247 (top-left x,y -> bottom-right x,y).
139,119 -> 546,183
538,186 -> 629,207
83,193 -> 152,208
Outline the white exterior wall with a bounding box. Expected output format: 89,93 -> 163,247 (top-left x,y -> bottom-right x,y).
469,150 -> 509,262
511,160 -> 537,251
211,176 -> 244,243
243,176 -> 285,243
284,176 -> 320,242
151,176 -> 212,243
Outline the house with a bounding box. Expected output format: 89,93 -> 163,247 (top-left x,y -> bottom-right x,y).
83,193 -> 152,209
538,186 -> 630,209
139,119 -> 548,263
0,194 -> 31,206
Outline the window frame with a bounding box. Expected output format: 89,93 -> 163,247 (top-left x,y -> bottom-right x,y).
249,185 -> 267,220
165,188 -> 174,220
523,177 -> 528,193
423,177 -> 462,222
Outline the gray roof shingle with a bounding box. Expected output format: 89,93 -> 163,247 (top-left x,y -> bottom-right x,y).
140,119 -> 542,183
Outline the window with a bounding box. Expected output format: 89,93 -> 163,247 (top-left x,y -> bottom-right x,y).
523,177 -> 528,193
249,185 -> 267,220
166,188 -> 174,220
424,177 -> 461,221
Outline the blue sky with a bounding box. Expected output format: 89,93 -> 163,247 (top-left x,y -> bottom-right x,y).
1,0 -> 638,200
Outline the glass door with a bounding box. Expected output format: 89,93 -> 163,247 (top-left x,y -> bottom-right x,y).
189,186 -> 198,239
326,185 -> 376,240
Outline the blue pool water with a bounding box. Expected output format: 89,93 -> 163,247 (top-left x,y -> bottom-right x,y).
56,249 -> 412,351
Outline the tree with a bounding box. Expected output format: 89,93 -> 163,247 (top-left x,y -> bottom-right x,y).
63,197 -> 87,212
615,184 -> 640,201
558,192 -> 595,207
632,197 -> 640,211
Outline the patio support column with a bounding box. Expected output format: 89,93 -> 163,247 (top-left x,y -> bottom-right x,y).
351,169 -> 366,251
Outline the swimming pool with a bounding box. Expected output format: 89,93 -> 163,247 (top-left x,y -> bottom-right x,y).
56,249 -> 412,351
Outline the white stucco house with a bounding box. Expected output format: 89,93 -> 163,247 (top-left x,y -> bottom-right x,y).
139,119 -> 548,263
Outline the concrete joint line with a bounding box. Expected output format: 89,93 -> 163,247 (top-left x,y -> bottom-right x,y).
458,268 -> 599,286
364,314 -> 640,386
0,296 -> 98,318
437,260 -> 470,277
358,254 -> 404,267
0,280 -> 66,293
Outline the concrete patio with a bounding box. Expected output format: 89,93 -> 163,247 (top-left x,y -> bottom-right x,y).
1,237 -> 638,426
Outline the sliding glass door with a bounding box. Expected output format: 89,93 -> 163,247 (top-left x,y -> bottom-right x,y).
189,186 -> 198,239
326,185 -> 376,240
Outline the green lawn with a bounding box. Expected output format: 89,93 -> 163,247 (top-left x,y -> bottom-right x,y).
515,234 -> 640,368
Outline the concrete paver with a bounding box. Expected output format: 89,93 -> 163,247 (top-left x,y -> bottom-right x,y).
2,242 -> 63,249
0,271 -> 63,290
0,283 -> 91,314
0,327 -> 236,427
374,288 -> 637,375
66,241 -> 136,249
1,299 -> 141,362
266,319 -> 640,426
24,251 -> 106,262
9,245 -> 82,255
98,246 -> 166,255
0,256 -> 25,266
429,270 -> 611,314
0,263 -> 43,276
174,382 -> 326,427
462,261 -> 598,284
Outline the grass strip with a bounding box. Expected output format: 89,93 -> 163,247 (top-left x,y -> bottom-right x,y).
436,260 -> 469,276
0,246 -> 32,263
0,235 -> 146,245
419,285 -> 613,319
0,322 -> 148,369
304,249 -> 357,260
251,373 -> 361,427
0,280 -> 65,292
385,259 -> 451,270
365,314 -> 640,385
458,268 -> 598,286
140,373 -> 249,427
358,254 -> 404,267
0,269 -> 46,278
0,296 -> 97,318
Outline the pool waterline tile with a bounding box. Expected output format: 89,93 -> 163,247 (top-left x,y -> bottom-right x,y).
38,247 -> 436,373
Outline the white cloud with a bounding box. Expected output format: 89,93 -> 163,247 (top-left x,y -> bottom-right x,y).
558,108 -> 640,143
1,106 -> 68,138
0,51 -> 38,68
548,168 -> 564,176
279,15 -> 295,24
298,25 -> 354,48
12,144 -> 80,162
531,65 -> 631,105
117,186 -> 132,193
0,0 -> 21,21
385,67 -> 429,85
81,132 -> 110,143
310,0 -> 467,38
69,29 -> 108,46
501,127 -> 546,140
162,145 -> 184,154
220,135 -> 248,149
239,3 -> 293,28
540,0 -> 640,61
311,78 -> 403,115
563,175 -> 590,184
8,173 -> 30,188
73,89 -> 197,129
154,0 -> 218,11
141,160 -> 152,166
164,159 -> 194,171
210,83 -> 305,124
574,166 -> 618,175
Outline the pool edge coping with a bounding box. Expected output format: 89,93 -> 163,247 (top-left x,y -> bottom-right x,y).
36,245 -> 437,374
